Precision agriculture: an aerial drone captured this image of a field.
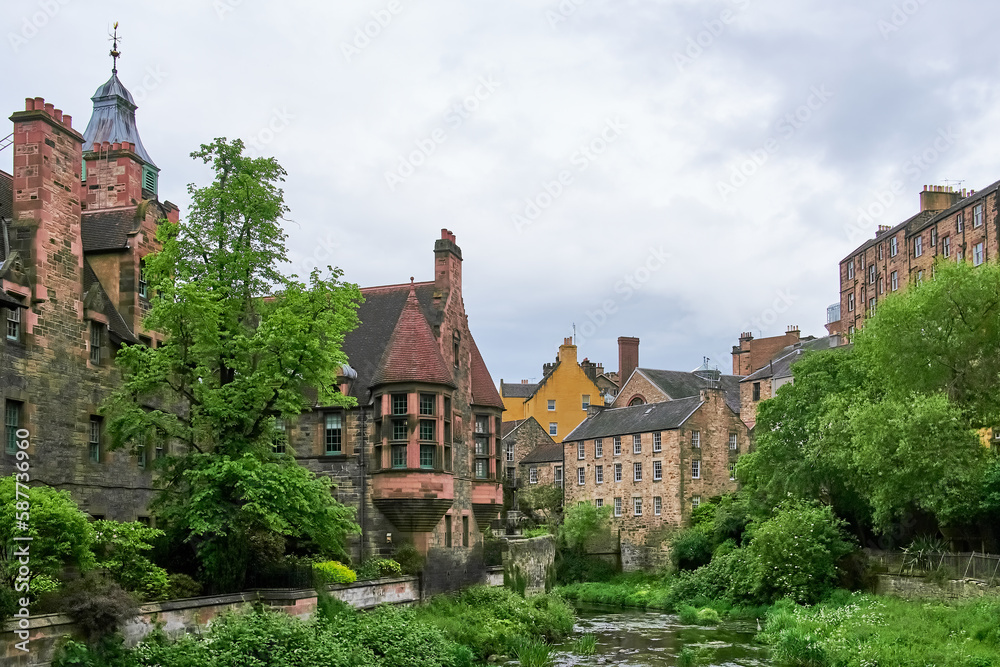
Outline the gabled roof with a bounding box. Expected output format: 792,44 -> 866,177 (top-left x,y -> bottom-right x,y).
634,368 -> 742,414
564,396 -> 703,441
372,283 -> 455,389
841,209 -> 934,262
470,336 -> 504,408
82,260 -> 136,344
741,336 -> 848,383
501,419 -> 527,439
82,207 -> 138,252
501,381 -> 538,399
911,178 -> 1000,236
520,441 -> 563,464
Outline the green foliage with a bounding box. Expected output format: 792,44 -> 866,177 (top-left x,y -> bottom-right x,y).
559,502 -> 611,551
761,593 -> 1000,667
102,138 -> 362,590
91,521 -> 169,601
166,573 -> 202,600
314,560 -> 357,585
670,528 -> 713,571
510,637 -> 553,667
356,557 -> 402,580
58,571 -> 139,644
522,526 -> 550,538
555,550 -> 618,584
392,543 -> 425,575
677,645 -> 715,667
572,633 -> 597,655
504,563 -> 527,596
517,485 -> 564,526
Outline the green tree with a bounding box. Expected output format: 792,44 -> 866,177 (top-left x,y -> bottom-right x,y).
559,502 -> 611,551
103,139 -> 363,589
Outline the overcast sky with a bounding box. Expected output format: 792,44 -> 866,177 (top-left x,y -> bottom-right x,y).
6,0 -> 999,385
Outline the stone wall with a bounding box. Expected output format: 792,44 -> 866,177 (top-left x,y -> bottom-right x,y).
502,535 -> 556,596
1,576 -> 420,667
875,574 -> 1000,601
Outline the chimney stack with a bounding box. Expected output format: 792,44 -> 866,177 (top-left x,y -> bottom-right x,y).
618,337 -> 639,384
920,185 -> 962,213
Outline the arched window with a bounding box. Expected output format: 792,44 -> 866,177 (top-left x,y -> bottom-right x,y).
628,396 -> 645,407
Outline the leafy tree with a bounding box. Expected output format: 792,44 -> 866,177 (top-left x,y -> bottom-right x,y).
516,484 -> 564,527
91,520 -> 170,601
559,502 -> 611,551
103,139 -> 363,589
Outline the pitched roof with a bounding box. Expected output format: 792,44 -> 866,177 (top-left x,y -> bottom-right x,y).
565,396 -> 703,441
469,336 -> 505,408
501,419 -> 527,439
635,368 -> 742,414
500,381 -> 538,399
741,336 -> 848,383
371,283 -> 455,388
520,441 -> 563,464
82,260 -> 136,344
911,178 -> 1000,236
82,207 -> 138,252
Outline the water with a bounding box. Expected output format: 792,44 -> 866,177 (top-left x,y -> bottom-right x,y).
508,604 -> 771,666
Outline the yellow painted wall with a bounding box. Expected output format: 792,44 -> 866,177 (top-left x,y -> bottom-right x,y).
502,392 -> 528,420
520,342 -> 601,443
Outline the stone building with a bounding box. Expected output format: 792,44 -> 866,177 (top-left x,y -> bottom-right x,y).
836,183 -> 999,335
731,326 -> 802,375
1,66 -> 179,520
563,387 -> 747,559
499,338 -> 606,442
287,229 -> 505,589
501,416 -> 557,484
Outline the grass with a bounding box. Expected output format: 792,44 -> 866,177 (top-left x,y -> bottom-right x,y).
511,637 -> 553,667
572,633 -> 597,655
760,592 -> 1000,667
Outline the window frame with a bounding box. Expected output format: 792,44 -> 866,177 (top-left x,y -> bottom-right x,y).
633,461 -> 642,482
577,442 -> 585,460
595,464 -> 604,484
529,466 -> 538,484
548,422 -> 558,436
633,497 -> 642,516
577,467 -> 585,485
547,399 -> 556,411
691,459 -> 700,479
632,434 -> 641,454
89,416 -> 102,463
652,432 -> 661,453
325,413 -> 343,455
728,432 -> 738,451
653,460 -> 662,481
614,497 -> 622,517
613,436 -> 621,456
5,400 -> 22,455
6,305 -> 21,342
614,463 -> 622,482
89,321 -> 104,365
595,438 -> 603,458
974,242 -> 985,266
890,236 -> 898,257
653,496 -> 662,516
691,431 -> 700,448
974,204 -> 983,228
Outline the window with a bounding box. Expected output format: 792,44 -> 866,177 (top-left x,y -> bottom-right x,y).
549,422 -> 557,436
957,213 -> 964,232
554,465 -> 563,486
691,459 -> 700,479
475,458 -> 489,479
452,330 -> 461,368
847,293 -> 855,312
891,271 -> 899,291
5,401 -> 22,455
506,465 -> 515,481
445,515 -> 452,548
654,496 -> 662,516
860,254 -> 865,269
391,394 -> 407,415
729,433 -> 738,450
6,305 -> 20,341
595,465 -> 604,484
138,261 -> 148,299
595,498 -> 604,508
914,235 -> 923,257
420,394 -> 435,416
577,467 -> 585,485
89,417 -> 102,463
868,264 -> 876,284
142,164 -> 157,194
691,431 -> 700,448
577,442 -> 586,460
633,434 -> 641,454
582,395 -> 590,410
653,460 -> 662,481
505,442 -> 514,462
652,432 -> 661,453
272,419 -> 287,454
391,419 -> 407,441
547,399 -> 556,411
917,270 -> 924,284
752,382 -> 761,401
729,462 -> 737,480
847,261 -> 855,279
878,243 -> 884,261
633,497 -> 642,516
420,445 -> 435,469
474,415 -> 488,434
325,414 -> 342,455
614,497 -> 622,516
419,419 -> 435,441
930,228 -> 938,248
974,242 -> 985,266
529,467 -> 538,484
137,442 -> 146,469
868,297 -> 876,316
890,236 -> 898,257
974,204 -> 983,227
692,495 -> 701,509
391,444 -> 406,468
943,236 -> 951,258
613,436 -> 621,455
878,278 -> 884,295
156,442 -> 166,460
633,462 -> 642,481
614,463 -> 622,482
462,515 -> 469,547
89,322 -> 103,364
595,438 -> 603,458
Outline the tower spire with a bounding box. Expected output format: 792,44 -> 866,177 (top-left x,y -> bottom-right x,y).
109,21 -> 120,75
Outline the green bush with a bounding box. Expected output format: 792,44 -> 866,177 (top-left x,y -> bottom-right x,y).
58,571 -> 140,644
356,557 -> 402,580
313,560 -> 357,585
393,543 -> 425,575
92,520 -> 170,601
670,528 -> 713,571
166,573 -> 203,599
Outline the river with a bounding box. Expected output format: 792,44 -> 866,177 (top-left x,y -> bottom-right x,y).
508,604 -> 771,666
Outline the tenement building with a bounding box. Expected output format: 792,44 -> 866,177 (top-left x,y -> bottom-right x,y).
837,183 -> 999,334
1,64 -> 178,520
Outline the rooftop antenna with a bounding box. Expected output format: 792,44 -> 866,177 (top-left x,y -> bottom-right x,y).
572,323 -> 576,345
109,21 -> 121,75
942,179 -> 965,189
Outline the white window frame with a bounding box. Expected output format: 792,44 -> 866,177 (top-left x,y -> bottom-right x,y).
728,433 -> 738,450
577,467 -> 585,485
653,460 -> 662,481
554,465 -> 563,487
848,293 -> 855,311
613,436 -> 621,456
614,463 -> 622,482
529,467 -> 538,484
595,438 -> 603,458
654,496 -> 662,515
632,434 -> 641,454
943,236 -> 951,258
633,462 -> 642,481
547,399 -> 556,411
6,306 -> 20,342
582,395 -> 590,410
729,462 -> 737,480
614,497 -> 622,517
974,204 -> 983,227
577,442 -> 585,460
974,242 -> 985,266
549,422 -> 557,436
595,498 -> 604,508
692,459 -> 700,479
890,236 -> 898,257
891,271 -> 898,291
595,465 -> 604,484
958,213 -> 965,232
692,495 -> 701,508
633,497 -> 642,516
652,432 -> 661,453
505,442 -> 514,463
691,431 -> 700,448
847,261 -> 855,279
868,264 -> 876,284
914,235 -> 923,257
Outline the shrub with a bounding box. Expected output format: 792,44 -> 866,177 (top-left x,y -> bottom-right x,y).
670,528 -> 713,571
696,607 -> 721,625
355,604 -> 460,667
356,557 -> 402,580
166,573 -> 203,599
92,520 -> 170,601
58,571 -> 140,644
393,543 -> 425,575
313,560 -> 357,585
560,502 -> 611,551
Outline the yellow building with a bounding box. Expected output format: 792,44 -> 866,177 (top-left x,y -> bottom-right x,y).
500,338 -> 605,442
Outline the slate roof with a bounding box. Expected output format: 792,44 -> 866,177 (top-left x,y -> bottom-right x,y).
82,260 -> 136,344
82,73 -> 157,167
911,178 -> 1000,235
501,419 -> 527,439
82,207 -> 138,252
470,336 -> 505,408
636,368 -> 742,414
501,381 -> 539,399
564,396 -> 703,441
741,336 -> 847,383
520,441 -> 563,464
371,283 -> 455,389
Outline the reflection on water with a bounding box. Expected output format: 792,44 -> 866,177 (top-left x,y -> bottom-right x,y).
508,604 -> 771,667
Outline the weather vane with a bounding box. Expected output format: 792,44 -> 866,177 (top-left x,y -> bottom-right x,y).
109,21 -> 121,74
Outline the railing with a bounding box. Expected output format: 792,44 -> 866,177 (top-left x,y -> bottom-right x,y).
867,549 -> 1000,584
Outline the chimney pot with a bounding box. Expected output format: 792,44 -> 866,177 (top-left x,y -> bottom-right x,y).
43,102 -> 54,116
34,97 -> 44,111
24,98 -> 33,111
53,109 -> 62,122
63,114 -> 72,128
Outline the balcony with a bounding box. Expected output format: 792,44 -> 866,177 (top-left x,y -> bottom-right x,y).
371,470 -> 454,532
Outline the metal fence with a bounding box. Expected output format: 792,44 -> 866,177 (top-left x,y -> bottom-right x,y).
867,549 -> 1000,584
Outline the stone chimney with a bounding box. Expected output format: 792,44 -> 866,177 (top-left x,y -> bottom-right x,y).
558,337 -> 577,365
919,185 -> 962,213
618,336 -> 639,384
580,357 -> 597,382
433,228 -> 462,302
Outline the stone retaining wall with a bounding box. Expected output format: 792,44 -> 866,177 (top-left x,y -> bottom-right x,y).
875,574 -> 1000,600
